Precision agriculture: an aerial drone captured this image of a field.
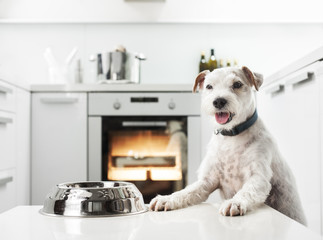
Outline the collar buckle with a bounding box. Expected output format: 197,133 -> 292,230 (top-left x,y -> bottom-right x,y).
214,129 -> 222,135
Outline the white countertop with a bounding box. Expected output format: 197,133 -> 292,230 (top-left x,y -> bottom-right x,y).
0,204 -> 320,240
30,83 -> 193,92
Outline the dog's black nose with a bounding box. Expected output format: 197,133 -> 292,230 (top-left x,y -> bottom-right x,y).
213,98 -> 227,109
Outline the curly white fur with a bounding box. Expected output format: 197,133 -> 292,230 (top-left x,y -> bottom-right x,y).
149,67 -> 306,225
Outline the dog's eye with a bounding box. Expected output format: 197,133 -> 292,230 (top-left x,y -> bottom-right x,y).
206,84 -> 213,90
233,81 -> 243,89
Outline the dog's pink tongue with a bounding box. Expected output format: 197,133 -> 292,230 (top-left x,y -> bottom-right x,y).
215,112 -> 230,124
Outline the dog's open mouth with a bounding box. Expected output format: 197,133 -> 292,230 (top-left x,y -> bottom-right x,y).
215,111 -> 234,125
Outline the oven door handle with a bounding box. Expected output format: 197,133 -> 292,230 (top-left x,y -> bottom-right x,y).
122,121 -> 167,127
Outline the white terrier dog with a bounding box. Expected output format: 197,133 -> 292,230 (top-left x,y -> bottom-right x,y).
150,66 -> 306,225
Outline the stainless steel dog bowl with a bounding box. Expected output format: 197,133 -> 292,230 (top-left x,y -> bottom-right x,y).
40,181 -> 147,217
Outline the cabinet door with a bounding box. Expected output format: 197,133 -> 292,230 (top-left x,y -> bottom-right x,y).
258,80 -> 287,146
31,93 -> 87,204
284,69 -> 321,234
0,111 -> 15,170
321,71 -> 323,235
0,80 -> 16,113
259,62 -> 322,235
15,89 -> 31,205
0,168 -> 16,213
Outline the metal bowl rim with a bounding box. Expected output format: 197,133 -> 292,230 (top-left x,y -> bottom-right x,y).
56,181 -> 135,190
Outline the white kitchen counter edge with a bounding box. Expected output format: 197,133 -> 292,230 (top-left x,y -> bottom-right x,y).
30,83 -> 194,92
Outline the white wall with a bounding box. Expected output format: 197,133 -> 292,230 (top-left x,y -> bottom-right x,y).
0,23 -> 323,85
1,0 -> 323,85
1,0 -> 323,23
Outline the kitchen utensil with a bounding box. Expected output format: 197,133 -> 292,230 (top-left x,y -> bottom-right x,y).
97,53 -> 104,80
107,51 -> 127,80
40,181 -> 147,217
105,52 -> 146,83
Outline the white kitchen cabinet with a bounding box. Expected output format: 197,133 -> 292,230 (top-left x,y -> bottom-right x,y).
0,112 -> 17,212
258,61 -> 323,235
15,88 -> 31,205
31,93 -> 87,204
0,111 -> 15,171
0,81 -> 16,113
0,168 -> 16,213
0,80 -> 16,172
320,66 -> 323,236
0,79 -> 30,213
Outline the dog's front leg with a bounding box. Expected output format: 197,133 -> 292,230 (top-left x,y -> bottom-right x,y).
150,152 -> 219,211
219,174 -> 272,216
150,178 -> 217,211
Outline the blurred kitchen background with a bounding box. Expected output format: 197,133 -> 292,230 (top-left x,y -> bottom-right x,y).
0,0 -> 323,85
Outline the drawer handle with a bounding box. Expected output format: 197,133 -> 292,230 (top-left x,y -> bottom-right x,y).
0,116 -> 13,124
0,176 -> 13,186
285,71 -> 314,86
266,84 -> 284,94
0,84 -> 13,94
41,97 -> 78,104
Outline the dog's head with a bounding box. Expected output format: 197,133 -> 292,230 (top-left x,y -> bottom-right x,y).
193,66 -> 263,130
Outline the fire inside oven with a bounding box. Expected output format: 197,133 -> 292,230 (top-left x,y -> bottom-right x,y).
102,117 -> 187,203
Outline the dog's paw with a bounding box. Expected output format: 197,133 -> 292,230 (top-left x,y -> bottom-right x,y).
149,195 -> 177,211
219,199 -> 247,216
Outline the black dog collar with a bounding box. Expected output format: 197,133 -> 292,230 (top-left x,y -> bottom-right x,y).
214,109 -> 258,137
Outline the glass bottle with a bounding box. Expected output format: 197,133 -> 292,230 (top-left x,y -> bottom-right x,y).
208,49 -> 217,71
199,51 -> 208,72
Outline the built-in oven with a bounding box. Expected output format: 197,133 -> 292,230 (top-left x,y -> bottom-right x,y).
88,92 -> 201,203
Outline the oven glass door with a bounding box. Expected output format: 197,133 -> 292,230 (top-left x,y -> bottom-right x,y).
102,116 -> 187,203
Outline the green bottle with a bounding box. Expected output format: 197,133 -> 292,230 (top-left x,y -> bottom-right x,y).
199,51 -> 208,72
208,49 -> 217,71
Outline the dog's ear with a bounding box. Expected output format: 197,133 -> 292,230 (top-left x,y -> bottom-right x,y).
193,70 -> 210,93
242,66 -> 263,91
